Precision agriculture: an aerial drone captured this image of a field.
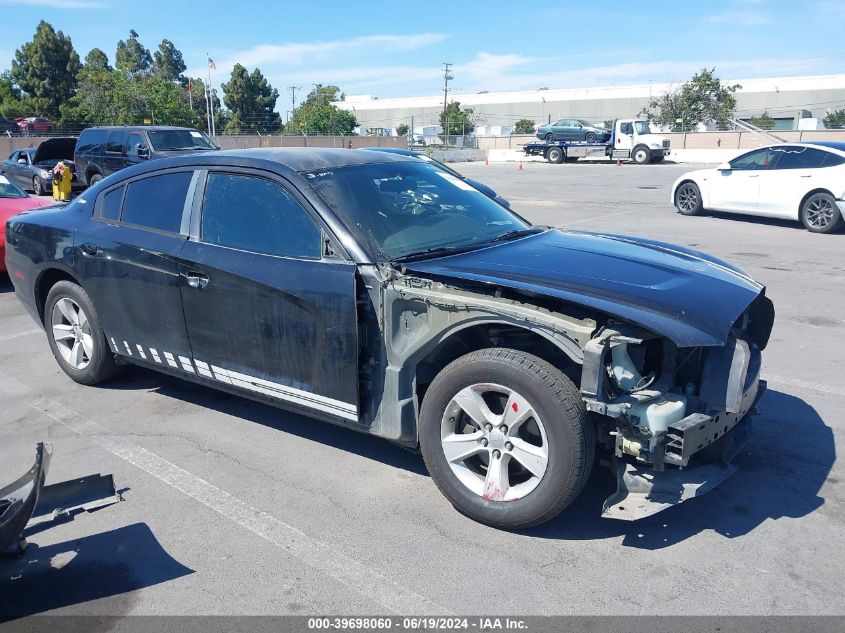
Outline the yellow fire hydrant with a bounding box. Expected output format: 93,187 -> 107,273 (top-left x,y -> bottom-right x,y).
52,161 -> 73,201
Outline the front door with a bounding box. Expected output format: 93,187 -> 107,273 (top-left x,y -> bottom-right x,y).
707,147 -> 775,213
178,169 -> 359,422
74,169 -> 196,363
102,130 -> 127,177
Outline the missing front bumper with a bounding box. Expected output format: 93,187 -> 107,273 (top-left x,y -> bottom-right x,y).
602,416 -> 752,521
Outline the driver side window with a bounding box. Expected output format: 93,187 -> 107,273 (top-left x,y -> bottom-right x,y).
730,148 -> 775,170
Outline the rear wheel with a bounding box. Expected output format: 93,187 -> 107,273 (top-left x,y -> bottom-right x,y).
544,133 -> 555,142
419,348 -> 594,529
547,147 -> 564,164
675,181 -> 703,216
45,281 -> 120,385
32,176 -> 44,196
801,192 -> 843,233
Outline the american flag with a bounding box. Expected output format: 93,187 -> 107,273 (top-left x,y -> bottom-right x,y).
207,58 -> 216,70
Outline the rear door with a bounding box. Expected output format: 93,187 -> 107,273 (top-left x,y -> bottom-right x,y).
177,168 -> 359,422
3,151 -> 23,187
74,168 -> 198,364
103,130 -> 127,176
757,146 -> 831,218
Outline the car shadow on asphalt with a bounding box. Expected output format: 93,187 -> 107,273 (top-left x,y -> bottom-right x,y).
698,210 -> 808,231
102,366 -> 430,476
0,522 -> 193,621
526,388 -> 834,549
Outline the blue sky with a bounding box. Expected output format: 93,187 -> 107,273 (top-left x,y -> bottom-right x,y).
1,0 -> 844,109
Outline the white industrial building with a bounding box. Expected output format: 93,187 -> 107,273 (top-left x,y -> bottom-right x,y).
339,74 -> 845,136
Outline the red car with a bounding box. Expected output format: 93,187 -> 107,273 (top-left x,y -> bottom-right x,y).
0,174 -> 54,272
16,117 -> 53,135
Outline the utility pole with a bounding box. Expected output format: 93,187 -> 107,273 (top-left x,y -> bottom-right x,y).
441,62 -> 453,135
288,86 -> 301,126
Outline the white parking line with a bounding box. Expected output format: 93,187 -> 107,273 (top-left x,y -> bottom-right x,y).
0,328 -> 42,342
0,371 -> 449,615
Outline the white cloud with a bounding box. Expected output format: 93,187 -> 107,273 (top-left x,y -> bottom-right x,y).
0,0 -> 104,7
705,9 -> 773,25
187,33 -> 447,81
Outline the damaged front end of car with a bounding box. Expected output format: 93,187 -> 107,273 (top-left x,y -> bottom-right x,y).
581,293 -> 775,520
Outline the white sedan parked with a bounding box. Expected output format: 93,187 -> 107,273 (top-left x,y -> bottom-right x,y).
671,142 -> 845,233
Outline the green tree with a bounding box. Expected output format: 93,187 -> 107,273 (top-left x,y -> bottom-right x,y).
0,71 -> 24,117
513,118 -> 535,134
824,109 -> 845,129
83,48 -> 111,72
642,68 -> 741,131
439,101 -> 475,136
287,84 -> 357,135
116,30 -> 152,76
396,123 -> 409,136
749,111 -> 775,130
221,64 -> 282,134
152,39 -> 186,83
10,20 -> 81,118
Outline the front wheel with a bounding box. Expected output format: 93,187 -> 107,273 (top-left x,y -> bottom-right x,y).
800,192 -> 843,233
88,173 -> 103,187
32,176 -> 44,196
419,348 -> 594,529
45,280 -> 121,385
632,145 -> 651,165
675,181 -> 703,216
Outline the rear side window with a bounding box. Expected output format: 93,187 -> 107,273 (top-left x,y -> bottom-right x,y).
772,146 -> 828,169
105,131 -> 125,153
821,151 -> 845,167
122,172 -> 192,233
100,186 -> 124,221
77,129 -> 108,154
201,173 -> 321,259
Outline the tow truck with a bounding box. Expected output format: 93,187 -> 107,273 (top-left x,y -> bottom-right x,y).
524,118 -> 671,165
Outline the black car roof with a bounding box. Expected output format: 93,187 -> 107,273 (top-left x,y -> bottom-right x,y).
100,147 -> 416,180
802,141 -> 845,152
82,125 -> 200,132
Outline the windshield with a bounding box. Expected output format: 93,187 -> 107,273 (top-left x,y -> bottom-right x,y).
0,175 -> 27,198
634,121 -> 653,135
305,161 -> 533,261
147,129 -> 217,151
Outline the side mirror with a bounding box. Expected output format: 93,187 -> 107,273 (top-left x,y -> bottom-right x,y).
138,146 -> 149,159
716,162 -> 732,171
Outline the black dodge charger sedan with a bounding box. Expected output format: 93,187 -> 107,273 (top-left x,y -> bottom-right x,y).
4,148 -> 774,528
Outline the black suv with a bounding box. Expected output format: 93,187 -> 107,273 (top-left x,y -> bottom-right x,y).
74,125 -> 218,187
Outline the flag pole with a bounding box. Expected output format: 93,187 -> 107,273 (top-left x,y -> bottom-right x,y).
207,53 -> 216,137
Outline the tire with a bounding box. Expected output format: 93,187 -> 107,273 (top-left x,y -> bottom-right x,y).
585,132 -> 596,142
800,192 -> 843,233
675,181 -> 703,216
32,176 -> 44,196
419,348 -> 594,529
88,173 -> 103,187
544,133 -> 555,142
547,147 -> 564,164
44,280 -> 120,385
632,145 -> 651,165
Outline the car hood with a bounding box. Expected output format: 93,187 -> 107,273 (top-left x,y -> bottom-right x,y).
33,137 -> 76,165
0,196 -> 55,219
403,229 -> 769,348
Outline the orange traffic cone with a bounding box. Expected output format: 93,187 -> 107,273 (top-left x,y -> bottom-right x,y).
616,159 -> 621,166
517,162 -> 523,171
484,157 -> 488,166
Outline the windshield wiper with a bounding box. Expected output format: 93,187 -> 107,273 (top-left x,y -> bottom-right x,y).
391,244 -> 477,263
485,227 -> 543,243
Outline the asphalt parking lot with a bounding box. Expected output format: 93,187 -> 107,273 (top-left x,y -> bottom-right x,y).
1,160 -> 843,618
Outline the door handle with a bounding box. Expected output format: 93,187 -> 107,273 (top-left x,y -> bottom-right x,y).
183,270 -> 209,289
799,175 -> 812,178
81,243 -> 100,257
748,174 -> 760,178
